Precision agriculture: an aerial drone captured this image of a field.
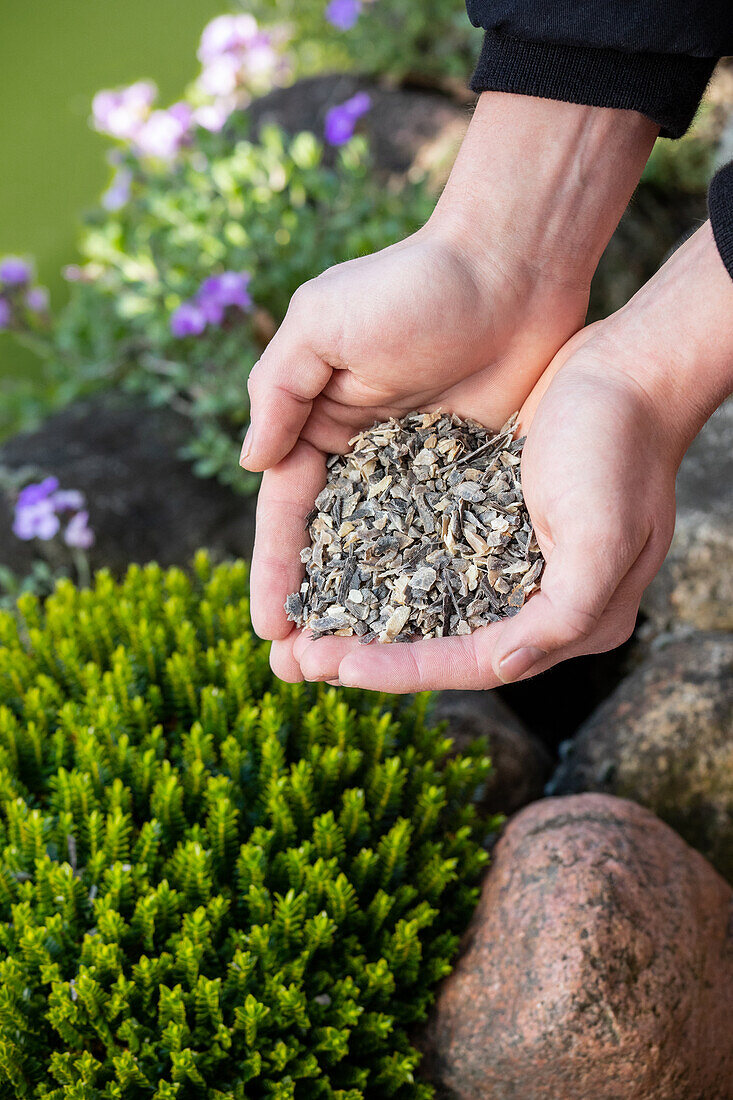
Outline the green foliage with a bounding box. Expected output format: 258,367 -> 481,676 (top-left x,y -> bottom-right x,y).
44,125 -> 432,491
248,0 -> 478,84
641,105 -> 718,194
0,553 -> 491,1097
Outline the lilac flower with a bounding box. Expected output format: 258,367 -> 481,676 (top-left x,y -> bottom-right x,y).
101,167 -> 133,211
170,301 -> 207,338
0,256 -> 32,286
324,92 -> 371,146
239,33 -> 280,79
134,106 -> 191,161
0,298 -> 10,330
25,286 -> 50,312
326,0 -> 361,31
193,101 -> 232,133
50,489 -> 85,512
198,14 -> 259,64
13,501 -> 60,541
199,53 -> 241,98
197,272 -> 252,324
170,272 -> 252,337
17,477 -> 59,508
13,478 -> 94,549
92,81 -> 157,141
64,510 -> 95,550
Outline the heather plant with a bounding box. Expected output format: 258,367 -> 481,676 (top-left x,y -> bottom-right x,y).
245,0 -> 478,86
0,553 -> 492,1097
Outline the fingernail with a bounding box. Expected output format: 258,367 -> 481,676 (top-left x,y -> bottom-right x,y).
498,646 -> 546,683
239,426 -> 253,468
338,660 -> 356,688
326,679 -> 341,687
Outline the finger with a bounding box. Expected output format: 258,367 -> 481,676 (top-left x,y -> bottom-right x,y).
250,441 -> 326,641
497,521 -> 668,680
491,520 -> 650,683
337,627 -> 506,694
241,304 -> 333,471
269,634 -> 304,683
295,633 -> 363,682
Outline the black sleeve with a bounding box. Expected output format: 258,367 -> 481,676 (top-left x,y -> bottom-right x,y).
709,162 -> 733,282
466,0 -> 733,138
465,0 -> 733,283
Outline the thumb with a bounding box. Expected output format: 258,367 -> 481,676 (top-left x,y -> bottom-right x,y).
240,290 -> 333,472
492,521 -> 646,682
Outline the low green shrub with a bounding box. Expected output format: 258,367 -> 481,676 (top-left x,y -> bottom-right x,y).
0,553 -> 492,1097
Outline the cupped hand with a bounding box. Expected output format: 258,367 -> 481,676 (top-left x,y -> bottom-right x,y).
241,93 -> 662,683
279,327 -> 678,690
244,219 -> 589,661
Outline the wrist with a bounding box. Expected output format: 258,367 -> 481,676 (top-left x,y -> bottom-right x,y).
429,91 -> 658,294
583,222 -> 733,462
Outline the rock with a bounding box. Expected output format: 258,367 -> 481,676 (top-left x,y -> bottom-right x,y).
550,633 -> 733,881
0,395 -> 255,577
496,639 -> 636,754
423,794 -> 733,1100
248,74 -> 469,187
431,691 -> 551,816
641,399 -> 733,636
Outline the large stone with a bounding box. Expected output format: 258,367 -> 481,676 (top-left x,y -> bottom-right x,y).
641,400 -> 733,636
550,632 -> 733,880
0,395 -> 255,577
248,73 -> 469,187
423,794 -> 733,1100
431,690 -> 551,817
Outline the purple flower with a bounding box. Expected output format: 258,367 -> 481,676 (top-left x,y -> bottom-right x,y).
13,478 -> 93,547
239,33 -> 280,79
193,100 -> 232,133
0,298 -> 10,330
64,510 -> 95,550
198,14 -> 259,63
101,167 -> 133,211
17,477 -> 60,508
197,271 -> 252,325
92,81 -> 157,141
0,256 -> 32,286
13,501 -> 60,542
326,0 -> 361,30
25,286 -> 50,313
50,489 -> 85,512
170,301 -> 207,338
199,54 -> 241,98
324,92 -> 371,146
135,106 -> 191,161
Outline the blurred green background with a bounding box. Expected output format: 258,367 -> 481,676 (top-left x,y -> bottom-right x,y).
0,0 -> 224,386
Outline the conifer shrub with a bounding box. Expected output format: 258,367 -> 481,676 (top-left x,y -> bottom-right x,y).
0,554 -> 491,1098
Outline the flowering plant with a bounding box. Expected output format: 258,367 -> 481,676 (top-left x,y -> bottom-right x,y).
0,469 -> 95,606
11,126 -> 431,491
0,257 -> 50,335
244,0 -> 477,85
1,12 -> 433,486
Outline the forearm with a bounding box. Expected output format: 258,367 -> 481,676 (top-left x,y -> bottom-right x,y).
429,91 -> 658,292
589,221 -> 733,460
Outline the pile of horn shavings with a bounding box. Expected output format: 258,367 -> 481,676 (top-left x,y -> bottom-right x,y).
285,410 -> 544,644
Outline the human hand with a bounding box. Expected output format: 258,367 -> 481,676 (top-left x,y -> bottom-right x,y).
242,93 -> 658,659
282,221 -> 733,691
